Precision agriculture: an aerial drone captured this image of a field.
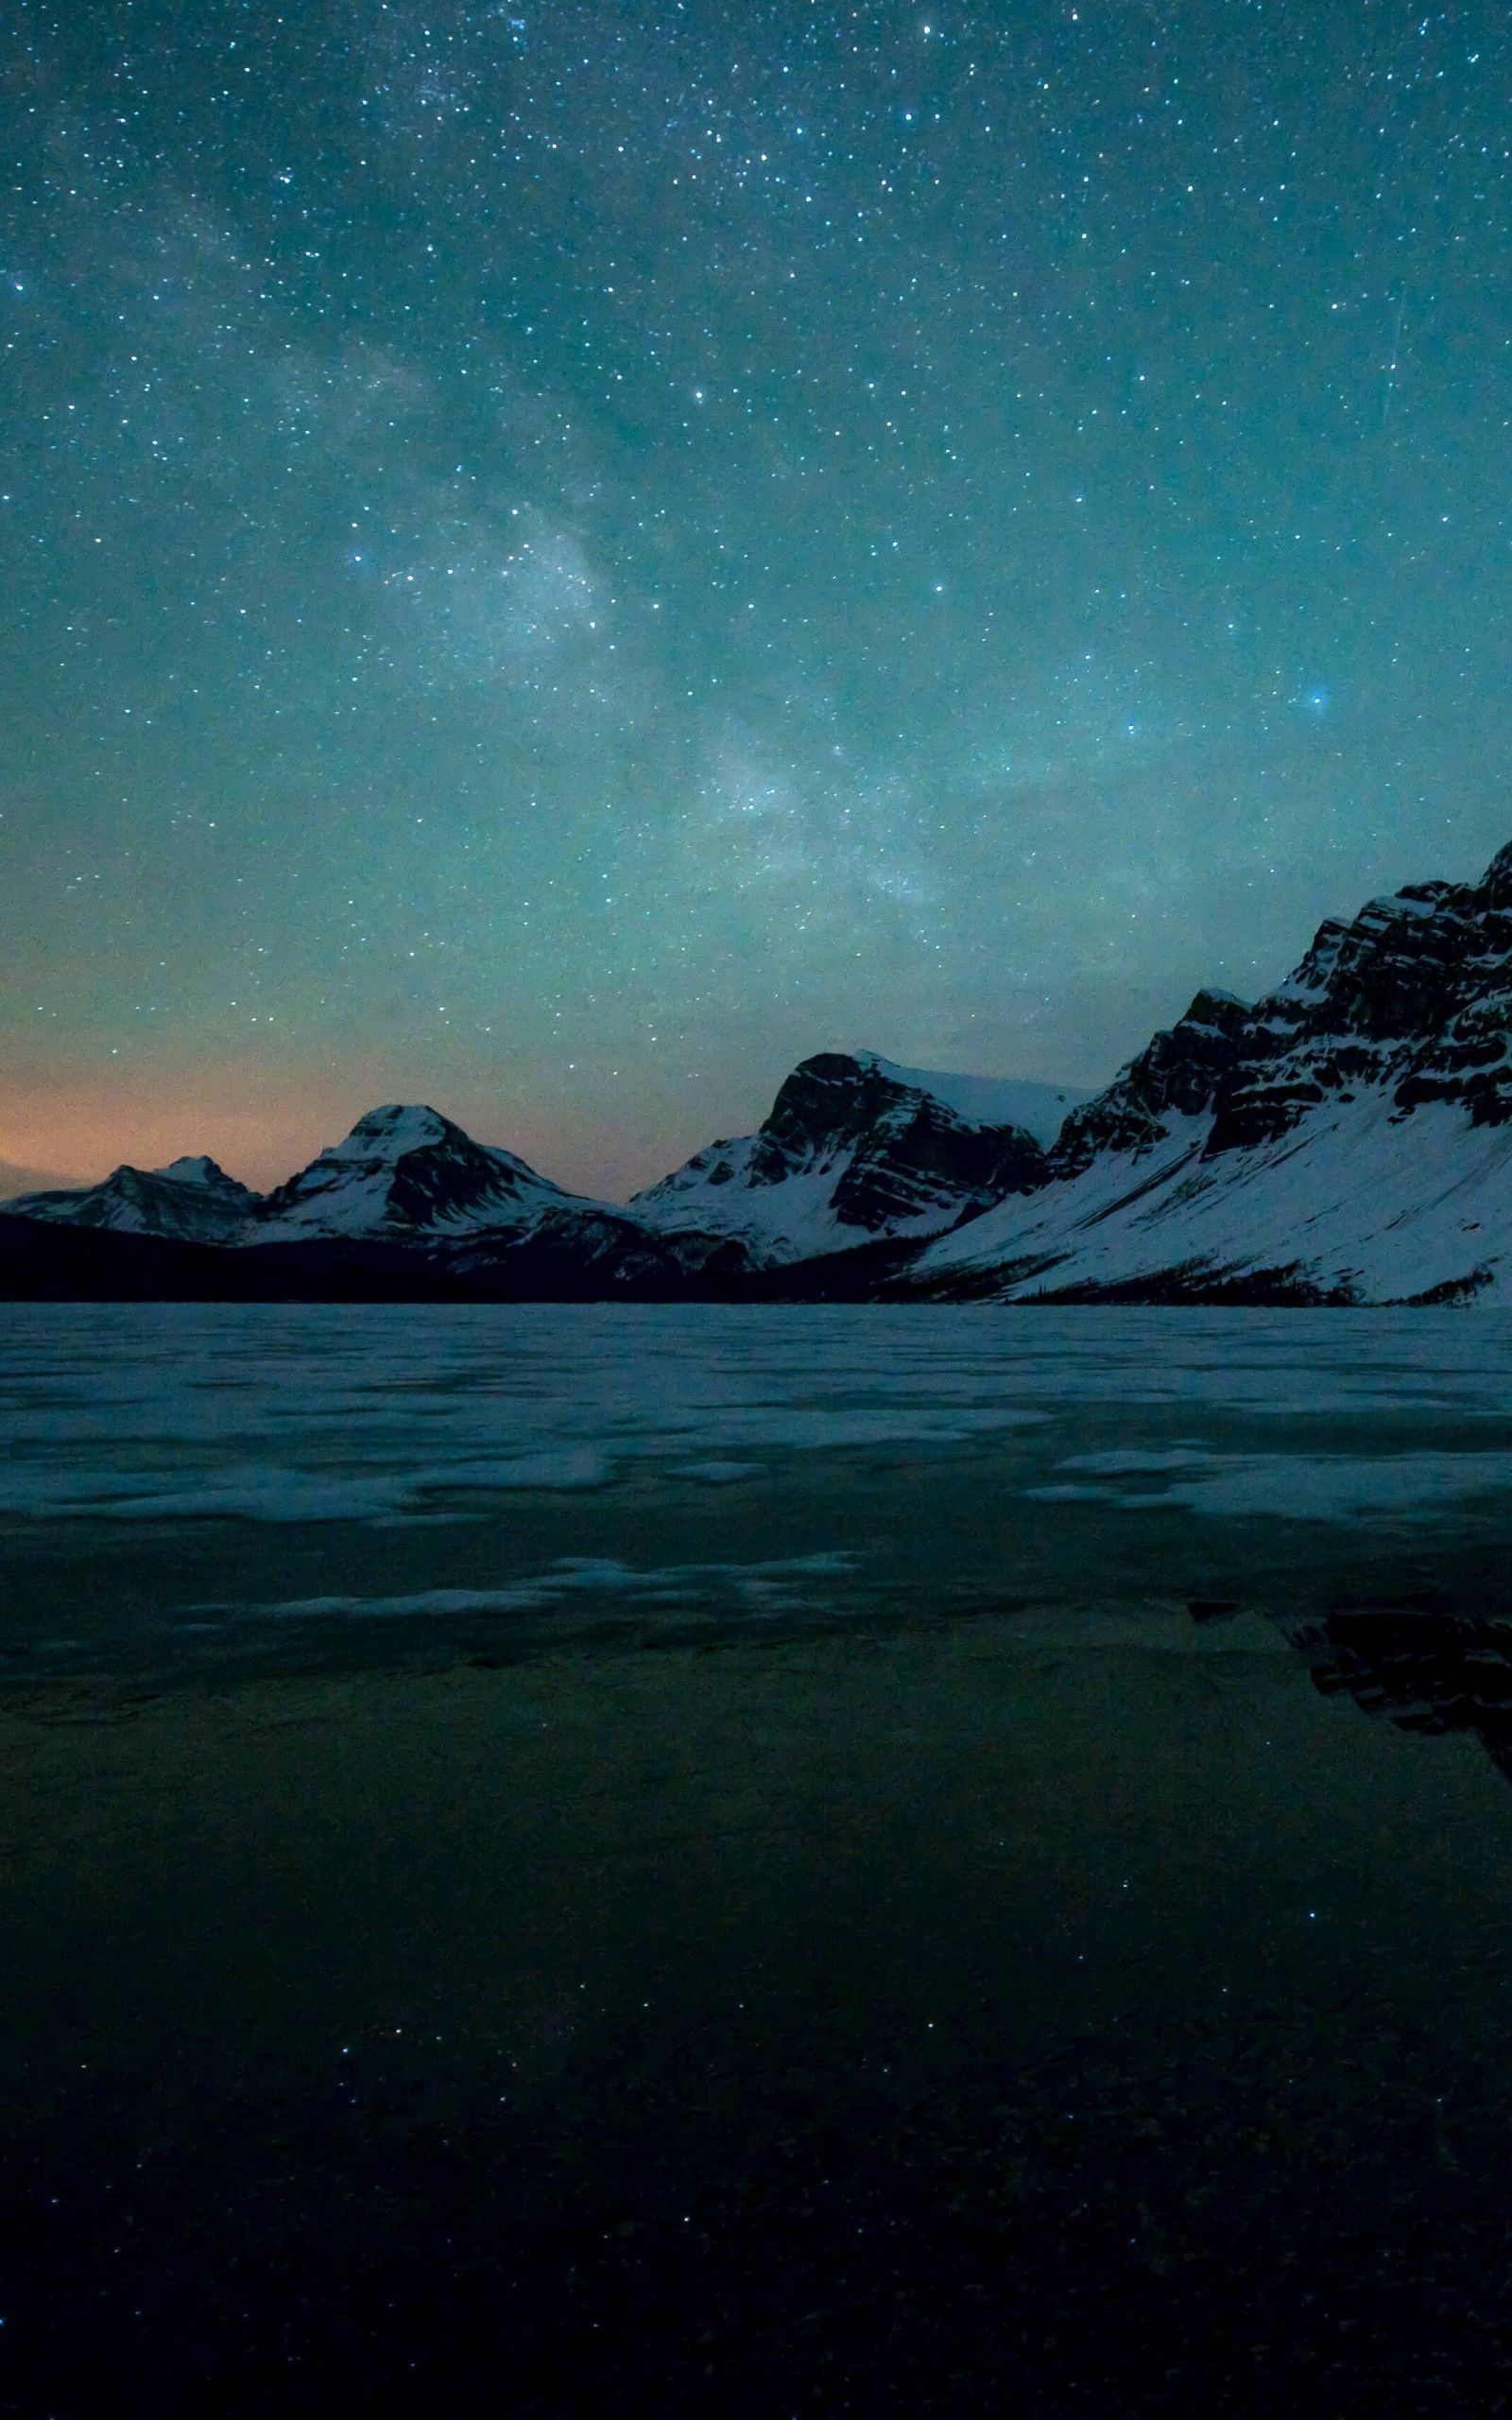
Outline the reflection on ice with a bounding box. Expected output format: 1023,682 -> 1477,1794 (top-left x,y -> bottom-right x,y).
4,1301 -> 1512,1683
1296,1599 -> 1512,1783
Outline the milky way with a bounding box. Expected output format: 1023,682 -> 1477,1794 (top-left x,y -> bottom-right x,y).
3,1 -> 1509,1192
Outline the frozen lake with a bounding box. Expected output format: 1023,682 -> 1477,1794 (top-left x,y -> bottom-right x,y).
7,1304 -> 1512,2411
3,1301 -> 1512,1679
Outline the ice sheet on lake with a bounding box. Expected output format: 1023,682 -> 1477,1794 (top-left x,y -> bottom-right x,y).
5,1304 -> 1512,1668
225,1552 -> 860,1621
2,1303 -> 1512,1534
1032,1447 -> 1512,1519
0,1305 -> 1057,1525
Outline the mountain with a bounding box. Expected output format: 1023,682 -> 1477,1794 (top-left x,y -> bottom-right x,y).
254,1103 -> 570,1240
913,843 -> 1512,1305
630,1051 -> 1076,1265
0,1103 -> 751,1298
7,1155 -> 263,1246
2,1107 -> 575,1250
12,837 -> 1512,1306
837,1060 -> 1091,1148
0,1063 -> 1079,1293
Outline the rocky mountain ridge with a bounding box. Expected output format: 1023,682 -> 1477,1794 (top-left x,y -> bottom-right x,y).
256,1103 -> 569,1240
8,1057 -> 1065,1276
11,1154 -> 261,1246
9,1104 -> 572,1251
11,839 -> 1512,1302
628,1051 -> 1077,1263
914,840 -> 1512,1303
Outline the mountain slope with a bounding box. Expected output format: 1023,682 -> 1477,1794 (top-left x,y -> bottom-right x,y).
630,1050 -> 1064,1265
0,1210 -> 756,1305
916,843 -> 1512,1305
0,1102 -> 749,1287
852,1060 -> 1090,1148
6,1155 -> 263,1245
254,1103 -> 571,1241
12,838 -> 1512,1305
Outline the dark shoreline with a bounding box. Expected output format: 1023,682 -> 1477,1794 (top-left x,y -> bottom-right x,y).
0,1210 -> 1441,1305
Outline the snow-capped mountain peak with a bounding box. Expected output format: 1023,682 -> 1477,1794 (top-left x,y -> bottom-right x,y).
630,1049 -> 1068,1263
257,1103 -> 571,1241
313,1104 -> 463,1163
15,838 -> 1512,1304
4,1154 -> 262,1244
853,1054 -> 1091,1149
153,1154 -> 238,1188
917,838 -> 1512,1304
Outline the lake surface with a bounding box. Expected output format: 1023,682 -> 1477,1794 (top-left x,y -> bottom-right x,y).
4,1305 -> 1512,2412
6,1301 -> 1512,1680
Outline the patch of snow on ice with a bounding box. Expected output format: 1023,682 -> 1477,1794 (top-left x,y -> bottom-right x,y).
232,1551 -> 859,1620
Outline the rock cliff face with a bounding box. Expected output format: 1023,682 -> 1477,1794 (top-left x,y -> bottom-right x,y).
914,842 -> 1512,1305
11,840 -> 1512,1303
1204,853 -> 1512,1152
630,1051 -> 1070,1264
1034,847 -> 1512,1185
1049,992 -> 1251,1175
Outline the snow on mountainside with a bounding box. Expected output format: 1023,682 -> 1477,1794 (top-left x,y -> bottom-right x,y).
6,1156 -> 262,1245
1,1107 -> 577,1249
155,1155 -> 231,1186
918,841 -> 1512,1304
859,1059 -> 1091,1147
17,836 -> 1512,1305
255,1104 -> 571,1240
630,1050 -> 1057,1264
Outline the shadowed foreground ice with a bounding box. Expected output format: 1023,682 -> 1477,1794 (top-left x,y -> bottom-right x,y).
3,1301 -> 1512,1678
10,1305 -> 1512,2414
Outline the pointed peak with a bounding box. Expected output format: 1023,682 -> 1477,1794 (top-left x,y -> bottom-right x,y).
335,1104 -> 462,1157
1481,839 -> 1512,903
258,1102 -> 566,1240
782,1051 -> 872,1082
1177,987 -> 1251,1028
152,1154 -> 238,1188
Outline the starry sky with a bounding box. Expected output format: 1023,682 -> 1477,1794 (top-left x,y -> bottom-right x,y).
4,1 -> 1510,1196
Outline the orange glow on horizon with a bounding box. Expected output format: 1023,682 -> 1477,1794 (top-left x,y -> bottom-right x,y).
0,1054 -> 679,1203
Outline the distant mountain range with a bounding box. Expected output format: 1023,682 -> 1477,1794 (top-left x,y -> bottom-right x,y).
9,841 -> 1512,1304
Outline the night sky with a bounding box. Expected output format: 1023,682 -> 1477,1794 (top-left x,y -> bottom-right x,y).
4,1 -> 1509,1196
